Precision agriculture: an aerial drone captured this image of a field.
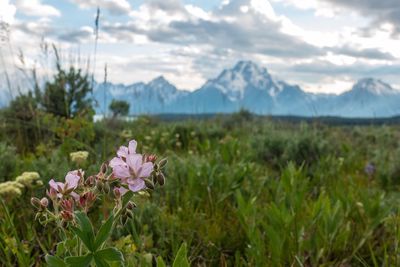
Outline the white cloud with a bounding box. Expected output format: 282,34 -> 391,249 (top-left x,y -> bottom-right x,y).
270,0 -> 339,18
0,0 -> 16,24
70,0 -> 131,15
15,0 -> 61,17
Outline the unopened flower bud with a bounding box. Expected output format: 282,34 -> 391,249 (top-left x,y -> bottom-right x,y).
158,158 -> 168,168
40,197 -> 49,208
101,162 -> 108,174
79,192 -> 96,208
103,183 -> 110,194
61,210 -> 74,221
156,173 -> 165,186
61,199 -> 74,212
146,154 -> 157,163
85,175 -> 96,186
144,178 -> 154,190
113,188 -> 121,199
126,201 -> 136,210
96,180 -> 104,191
31,197 -> 41,209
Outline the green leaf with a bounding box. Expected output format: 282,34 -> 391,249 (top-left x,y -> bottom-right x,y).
45,254 -> 67,267
93,255 -> 111,267
75,211 -> 94,237
172,243 -> 190,267
156,256 -> 167,267
73,211 -> 95,251
95,247 -> 124,262
55,242 -> 65,256
94,214 -> 114,250
71,226 -> 94,252
65,253 -> 93,267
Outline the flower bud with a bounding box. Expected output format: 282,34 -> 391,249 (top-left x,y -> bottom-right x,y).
100,162 -> 108,174
61,199 -> 74,212
40,197 -> 49,208
61,210 -> 74,221
146,154 -> 157,163
85,175 -> 96,186
156,173 -> 165,186
126,201 -> 136,210
113,188 -> 121,199
144,178 -> 155,190
79,192 -> 96,208
103,182 -> 110,194
31,197 -> 41,209
96,180 -> 104,191
158,158 -> 168,168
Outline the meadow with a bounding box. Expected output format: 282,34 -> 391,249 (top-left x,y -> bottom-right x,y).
1,107 -> 400,266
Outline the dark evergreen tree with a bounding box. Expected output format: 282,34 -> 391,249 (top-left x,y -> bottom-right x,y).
42,63 -> 93,118
109,99 -> 130,118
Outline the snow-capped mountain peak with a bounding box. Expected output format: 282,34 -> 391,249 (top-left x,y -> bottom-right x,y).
352,78 -> 397,95
148,76 -> 174,90
204,60 -> 277,101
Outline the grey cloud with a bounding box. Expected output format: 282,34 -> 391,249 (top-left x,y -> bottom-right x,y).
58,28 -> 93,43
14,21 -> 55,37
330,45 -> 396,60
321,0 -> 400,34
151,19 -> 322,58
290,60 -> 400,76
146,0 -> 185,14
102,0 -> 323,59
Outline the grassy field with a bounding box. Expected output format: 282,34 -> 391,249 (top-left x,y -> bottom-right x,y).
1,112 -> 400,266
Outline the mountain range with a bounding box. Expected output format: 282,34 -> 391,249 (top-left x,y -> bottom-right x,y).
92,60 -> 400,117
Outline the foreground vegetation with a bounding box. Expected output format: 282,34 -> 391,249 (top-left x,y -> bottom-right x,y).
1,108 -> 400,266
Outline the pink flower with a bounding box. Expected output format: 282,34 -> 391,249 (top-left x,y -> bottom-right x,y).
111,154 -> 153,192
110,140 -> 154,192
49,170 -> 81,199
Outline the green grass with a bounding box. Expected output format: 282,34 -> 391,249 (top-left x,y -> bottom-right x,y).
1,114 -> 400,266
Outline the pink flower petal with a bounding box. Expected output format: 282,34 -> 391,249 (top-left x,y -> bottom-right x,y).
128,140 -> 137,154
49,179 -> 64,192
65,172 -> 80,189
109,157 -> 126,167
126,154 -> 143,176
113,164 -> 131,179
139,162 -> 154,178
128,178 -> 145,192
70,192 -> 80,201
117,146 -> 129,158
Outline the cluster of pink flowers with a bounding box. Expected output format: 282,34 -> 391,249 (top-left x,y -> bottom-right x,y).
31,139 -> 166,224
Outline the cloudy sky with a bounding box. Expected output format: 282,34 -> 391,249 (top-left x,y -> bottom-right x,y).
0,0 -> 400,94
